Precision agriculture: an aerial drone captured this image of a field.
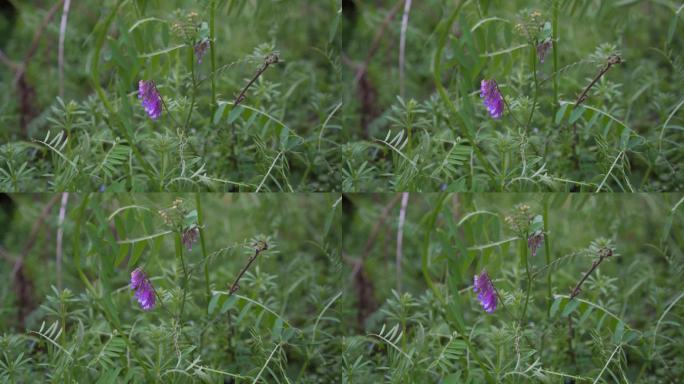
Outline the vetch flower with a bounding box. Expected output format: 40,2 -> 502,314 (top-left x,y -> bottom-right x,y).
138,80 -> 162,120
473,270 -> 497,313
194,40 -> 210,64
536,39 -> 552,64
182,226 -> 199,251
527,231 -> 544,257
480,79 -> 504,119
130,267 -> 156,310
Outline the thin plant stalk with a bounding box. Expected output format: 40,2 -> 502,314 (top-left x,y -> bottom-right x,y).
525,45 -> 539,132
543,201 -> 553,318
433,0 -> 497,187
184,47 -> 197,130
196,193 -> 211,302
176,232 -> 189,324
519,236 -> 532,324
421,195 -> 496,384
209,0 -> 217,116
552,0 -> 559,117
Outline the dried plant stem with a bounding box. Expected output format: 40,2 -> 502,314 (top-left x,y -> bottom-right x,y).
566,247 -> 613,367
228,241 -> 268,295
398,0 -> 412,97
233,54 -> 280,107
58,0 -> 72,97
569,248 -> 613,299
570,55 -> 622,166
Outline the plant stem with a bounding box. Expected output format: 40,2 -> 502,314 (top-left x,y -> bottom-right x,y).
209,0 -> 217,116
433,0 -> 497,187
570,248 -> 613,299
421,194 -> 496,384
552,0 -> 559,117
519,236 -> 532,325
233,54 -> 279,107
543,201 -> 552,318
176,232 -> 189,324
228,240 -> 268,295
525,45 -> 539,132
91,0 -> 156,186
195,193 -> 211,303
184,47 -> 197,130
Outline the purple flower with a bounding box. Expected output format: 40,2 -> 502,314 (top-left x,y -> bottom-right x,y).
130,267 -> 155,310
473,270 -> 497,313
480,79 -> 504,119
138,80 -> 162,120
536,40 -> 553,64
182,226 -> 199,251
527,231 -> 544,257
194,40 -> 210,64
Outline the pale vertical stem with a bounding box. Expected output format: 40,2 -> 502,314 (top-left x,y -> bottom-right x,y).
399,0 -> 412,97
396,192 -> 409,292
56,192 -> 69,291
58,0 -> 72,98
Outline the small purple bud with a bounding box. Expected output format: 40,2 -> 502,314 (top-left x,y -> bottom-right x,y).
480,79 -> 504,119
138,80 -> 162,120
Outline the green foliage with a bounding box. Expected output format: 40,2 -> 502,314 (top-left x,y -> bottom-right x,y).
341,193 -> 684,382
343,0 -> 684,192
0,193 -> 342,382
0,0 -> 341,192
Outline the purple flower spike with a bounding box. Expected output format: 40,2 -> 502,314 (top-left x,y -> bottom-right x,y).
473,270 -> 497,313
480,79 -> 504,119
138,80 -> 162,120
182,226 -> 199,251
130,267 -> 156,311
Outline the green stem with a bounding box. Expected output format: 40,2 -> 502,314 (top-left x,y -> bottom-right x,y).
519,237 -> 532,324
184,47 -> 197,130
91,0 -> 156,186
433,0 -> 496,187
525,45 -> 538,132
552,0 -> 559,117
176,233 -> 189,324
421,194 -> 496,384
209,0 -> 217,116
195,193 -> 211,303
543,201 -> 552,318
